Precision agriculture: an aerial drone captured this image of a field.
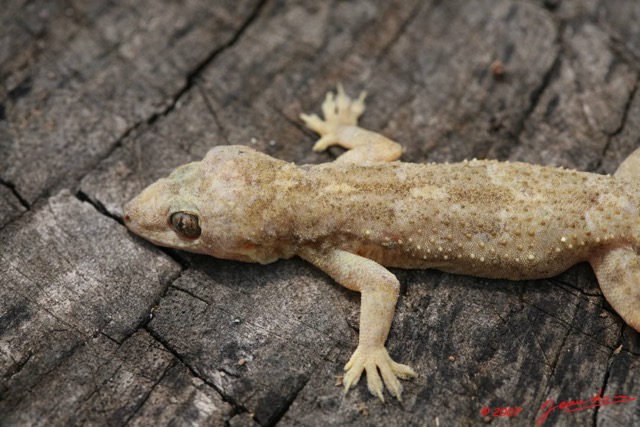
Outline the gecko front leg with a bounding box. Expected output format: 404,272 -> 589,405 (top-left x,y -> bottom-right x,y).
300,85 -> 402,163
299,248 -> 416,402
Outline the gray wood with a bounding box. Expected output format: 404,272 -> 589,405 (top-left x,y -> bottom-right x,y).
2,0 -> 640,426
0,184 -> 26,229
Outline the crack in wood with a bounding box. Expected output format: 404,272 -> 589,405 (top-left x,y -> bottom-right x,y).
373,0 -> 430,66
512,49 -> 563,148
122,360 -> 178,426
264,369 -> 314,427
142,324 -> 253,423
595,72 -> 640,172
196,84 -> 231,146
550,278 -> 603,298
592,326 -> 624,427
0,178 -> 30,210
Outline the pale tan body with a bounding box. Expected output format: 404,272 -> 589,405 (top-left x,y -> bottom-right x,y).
124,87 -> 640,402
298,160 -> 638,279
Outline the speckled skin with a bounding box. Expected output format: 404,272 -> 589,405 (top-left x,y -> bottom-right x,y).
298,160 -> 638,278
124,87 -> 640,402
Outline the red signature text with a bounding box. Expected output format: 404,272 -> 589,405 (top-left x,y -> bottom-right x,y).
480,406 -> 523,418
537,390 -> 637,425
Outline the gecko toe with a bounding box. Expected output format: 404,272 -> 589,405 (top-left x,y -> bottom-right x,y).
300,113 -> 327,134
343,351 -> 365,394
322,92 -> 337,119
365,361 -> 385,402
336,84 -> 350,113
343,366 -> 364,394
350,91 -> 367,118
392,361 -> 417,379
379,361 -> 404,401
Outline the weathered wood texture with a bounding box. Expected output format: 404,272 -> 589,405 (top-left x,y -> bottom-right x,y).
1,0 -> 640,426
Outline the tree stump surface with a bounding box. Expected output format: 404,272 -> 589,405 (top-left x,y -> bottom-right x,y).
1,1 -> 640,426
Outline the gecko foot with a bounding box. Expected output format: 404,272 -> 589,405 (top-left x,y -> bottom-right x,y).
300,84 -> 367,152
343,346 -> 416,402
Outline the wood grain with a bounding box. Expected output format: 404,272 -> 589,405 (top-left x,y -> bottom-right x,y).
2,1 -> 639,425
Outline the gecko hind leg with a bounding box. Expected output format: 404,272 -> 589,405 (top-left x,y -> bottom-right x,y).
592,147 -> 640,332
590,247 -> 640,331
613,146 -> 640,181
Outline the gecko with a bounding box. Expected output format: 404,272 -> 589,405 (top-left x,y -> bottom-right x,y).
123,85 -> 640,402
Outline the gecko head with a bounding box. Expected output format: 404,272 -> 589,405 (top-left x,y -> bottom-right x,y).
123,146 -> 286,263
123,161 -> 207,253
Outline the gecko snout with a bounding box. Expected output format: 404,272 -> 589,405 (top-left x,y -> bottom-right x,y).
121,177 -> 183,247
121,200 -> 137,231
121,197 -> 150,236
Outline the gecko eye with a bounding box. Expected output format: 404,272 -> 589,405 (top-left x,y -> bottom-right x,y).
170,212 -> 201,238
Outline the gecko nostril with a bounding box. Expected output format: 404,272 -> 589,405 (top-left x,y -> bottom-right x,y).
124,214 -> 131,223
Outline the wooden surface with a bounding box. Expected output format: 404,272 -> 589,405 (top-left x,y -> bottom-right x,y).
1,1 -> 640,425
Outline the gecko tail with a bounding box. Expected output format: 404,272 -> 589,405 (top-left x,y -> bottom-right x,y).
590,247 -> 640,332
